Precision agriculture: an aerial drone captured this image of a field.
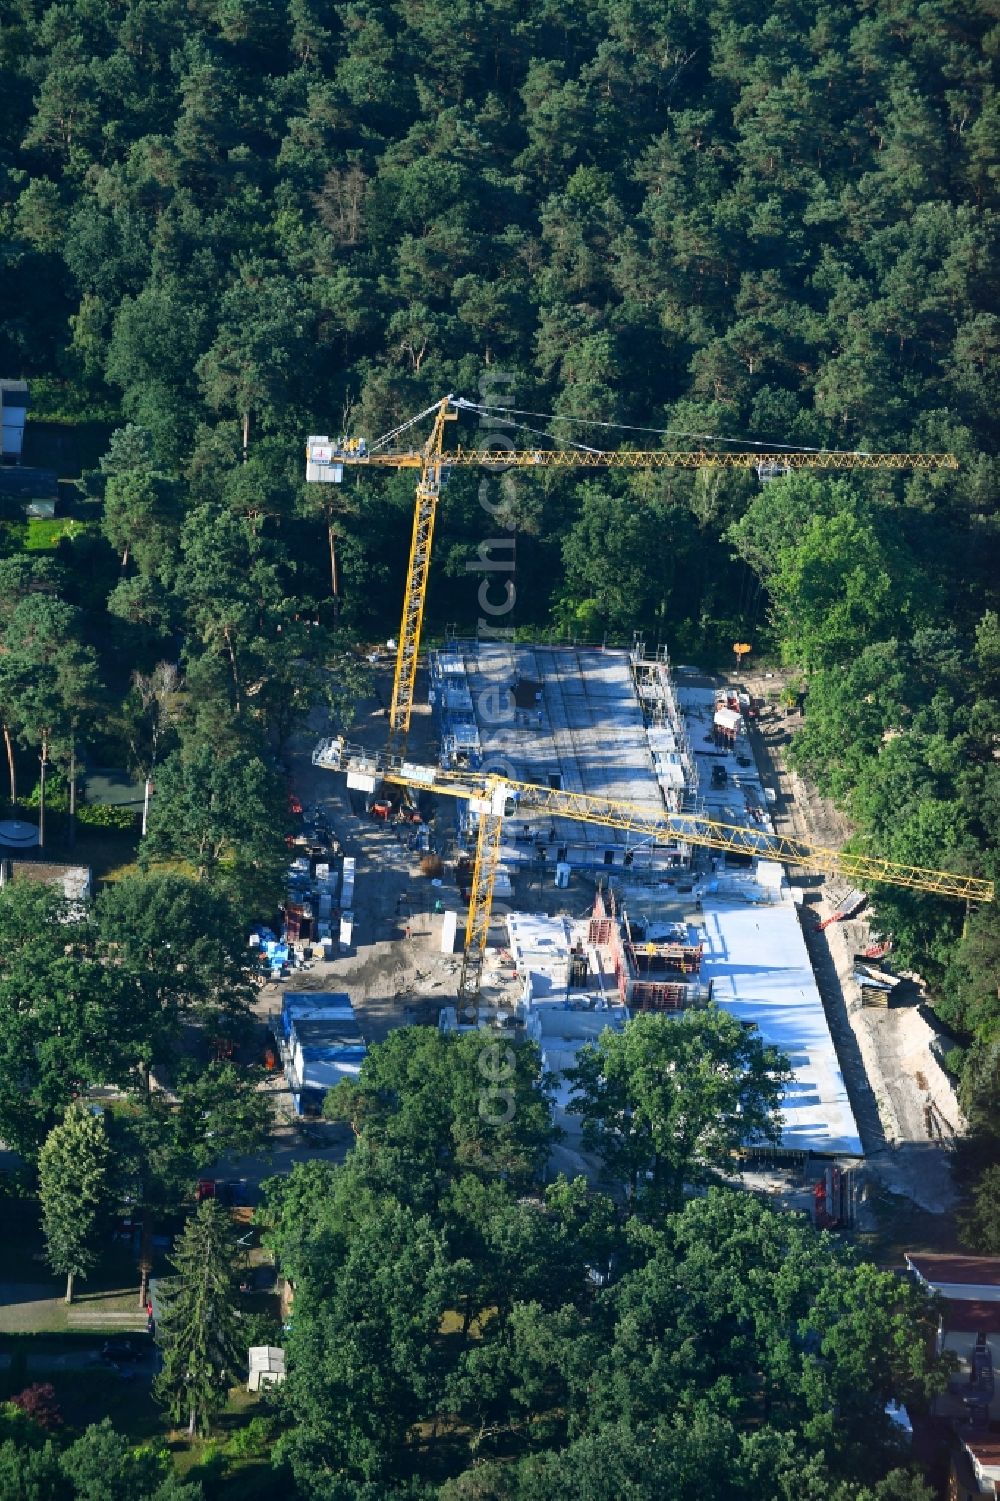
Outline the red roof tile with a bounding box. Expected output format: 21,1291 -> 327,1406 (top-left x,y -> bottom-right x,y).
942,1299 -> 1000,1335
906,1253 -> 1000,1287
963,1436 -> 1000,1471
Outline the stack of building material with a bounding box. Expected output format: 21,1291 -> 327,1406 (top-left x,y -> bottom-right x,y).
712,706 -> 742,744
339,854 -> 356,950
818,888 -> 867,929
853,957 -> 902,1008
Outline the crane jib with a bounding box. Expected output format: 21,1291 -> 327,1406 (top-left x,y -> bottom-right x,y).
306,399 -> 959,759
334,448 -> 960,472
310,740 -> 993,905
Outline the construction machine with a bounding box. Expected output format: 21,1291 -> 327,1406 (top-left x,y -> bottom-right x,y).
312,736 -> 993,1009
306,396 -> 959,756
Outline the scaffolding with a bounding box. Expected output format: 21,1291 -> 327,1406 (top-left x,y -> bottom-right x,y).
587,889 -> 712,1012
430,641 -> 696,876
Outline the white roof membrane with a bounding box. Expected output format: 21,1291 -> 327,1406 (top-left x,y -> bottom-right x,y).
700,896 -> 862,1156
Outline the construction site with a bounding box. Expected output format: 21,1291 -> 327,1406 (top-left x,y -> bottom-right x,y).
277,634 -> 969,1211
281,401 -> 990,1212
425,639 -> 864,1162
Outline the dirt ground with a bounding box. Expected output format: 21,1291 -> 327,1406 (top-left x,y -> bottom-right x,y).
264,670 -> 601,1045
265,675 -> 469,1035
215,675 -> 521,1166
234,663 -> 964,1226
739,669 -> 961,1218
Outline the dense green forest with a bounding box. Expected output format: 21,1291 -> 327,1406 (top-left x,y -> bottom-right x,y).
0,1019 -> 946,1500
260,1022 -> 943,1501
0,0 -> 998,1489
1,0 -> 996,1157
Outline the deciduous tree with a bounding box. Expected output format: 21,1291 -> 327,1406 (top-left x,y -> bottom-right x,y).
38,1102 -> 110,1303
568,1010 -> 789,1213
141,743 -> 287,899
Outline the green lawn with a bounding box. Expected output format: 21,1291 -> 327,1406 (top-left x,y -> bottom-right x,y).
0,1250 -> 151,1337
62,1363 -> 163,1438
23,517 -> 95,551
0,1202 -> 284,1487
0,816 -> 143,886
0,1284 -> 150,1336
170,1390 -> 286,1500
1,1334 -> 283,1494
0,1205 -> 158,1336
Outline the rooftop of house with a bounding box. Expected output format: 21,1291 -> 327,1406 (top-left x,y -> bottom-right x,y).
83,768 -> 145,808
961,1435 -> 1000,1479
248,1346 -> 285,1375
6,860 -> 92,903
906,1254 -> 1000,1289
941,1299 -> 1000,1335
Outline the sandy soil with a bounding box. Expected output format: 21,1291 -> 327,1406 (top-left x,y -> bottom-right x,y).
211,670 -> 618,1191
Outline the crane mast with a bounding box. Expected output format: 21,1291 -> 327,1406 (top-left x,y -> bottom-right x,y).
306,398 -> 970,1005
307,398 -> 958,754
312,737 -> 994,1006
386,398 -> 456,756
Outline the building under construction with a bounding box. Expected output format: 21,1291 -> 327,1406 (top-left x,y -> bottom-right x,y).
433,641 -> 862,1159
588,887 -> 710,1011
429,639 -> 698,877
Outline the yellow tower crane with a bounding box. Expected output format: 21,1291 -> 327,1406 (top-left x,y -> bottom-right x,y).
313,737 -> 993,1008
306,396 -> 959,755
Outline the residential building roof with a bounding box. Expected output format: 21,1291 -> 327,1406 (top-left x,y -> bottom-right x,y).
941,1300 -> 1000,1335
906,1254 -> 1000,1291
248,1346 -> 285,1375
7,860 -> 91,903
961,1435 -> 1000,1479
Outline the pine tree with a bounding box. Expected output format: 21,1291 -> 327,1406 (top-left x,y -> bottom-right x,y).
153,1200 -> 243,1436
38,1102 -> 110,1304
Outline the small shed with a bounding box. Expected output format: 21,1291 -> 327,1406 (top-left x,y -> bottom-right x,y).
0,379 -> 28,460
248,1345 -> 286,1392
0,465 -> 58,519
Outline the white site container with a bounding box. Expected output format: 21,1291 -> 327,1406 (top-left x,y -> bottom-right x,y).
440,909 -> 458,955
